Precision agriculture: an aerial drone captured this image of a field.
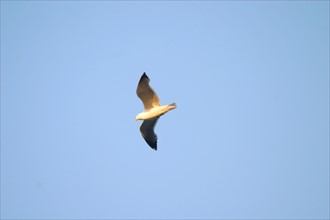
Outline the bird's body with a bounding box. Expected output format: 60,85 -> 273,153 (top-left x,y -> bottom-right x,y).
136,104 -> 176,120
135,72 -> 176,150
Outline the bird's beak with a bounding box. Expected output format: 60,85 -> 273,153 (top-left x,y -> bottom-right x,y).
135,118 -> 138,121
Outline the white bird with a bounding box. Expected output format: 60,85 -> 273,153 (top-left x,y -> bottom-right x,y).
135,72 -> 176,150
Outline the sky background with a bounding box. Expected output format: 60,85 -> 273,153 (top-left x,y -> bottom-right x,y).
1,1 -> 329,219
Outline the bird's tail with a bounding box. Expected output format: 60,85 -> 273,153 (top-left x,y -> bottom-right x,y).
168,103 -> 177,110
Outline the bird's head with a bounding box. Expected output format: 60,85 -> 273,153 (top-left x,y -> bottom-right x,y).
135,113 -> 143,121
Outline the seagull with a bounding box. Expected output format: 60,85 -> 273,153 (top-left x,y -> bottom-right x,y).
135,72 -> 176,150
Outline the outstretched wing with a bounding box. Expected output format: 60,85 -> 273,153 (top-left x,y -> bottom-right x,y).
136,72 -> 160,111
140,117 -> 159,150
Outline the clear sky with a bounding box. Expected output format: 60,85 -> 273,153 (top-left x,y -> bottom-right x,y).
1,1 -> 329,219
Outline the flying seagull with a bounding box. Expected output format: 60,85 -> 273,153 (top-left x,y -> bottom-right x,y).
135,72 -> 176,150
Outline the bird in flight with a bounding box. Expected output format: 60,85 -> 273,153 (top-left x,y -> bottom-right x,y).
135,72 -> 176,150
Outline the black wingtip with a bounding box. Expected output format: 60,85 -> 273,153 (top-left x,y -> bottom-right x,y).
139,72 -> 149,84
147,141 -> 157,151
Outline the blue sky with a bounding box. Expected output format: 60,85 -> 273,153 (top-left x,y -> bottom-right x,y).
1,1 -> 329,219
